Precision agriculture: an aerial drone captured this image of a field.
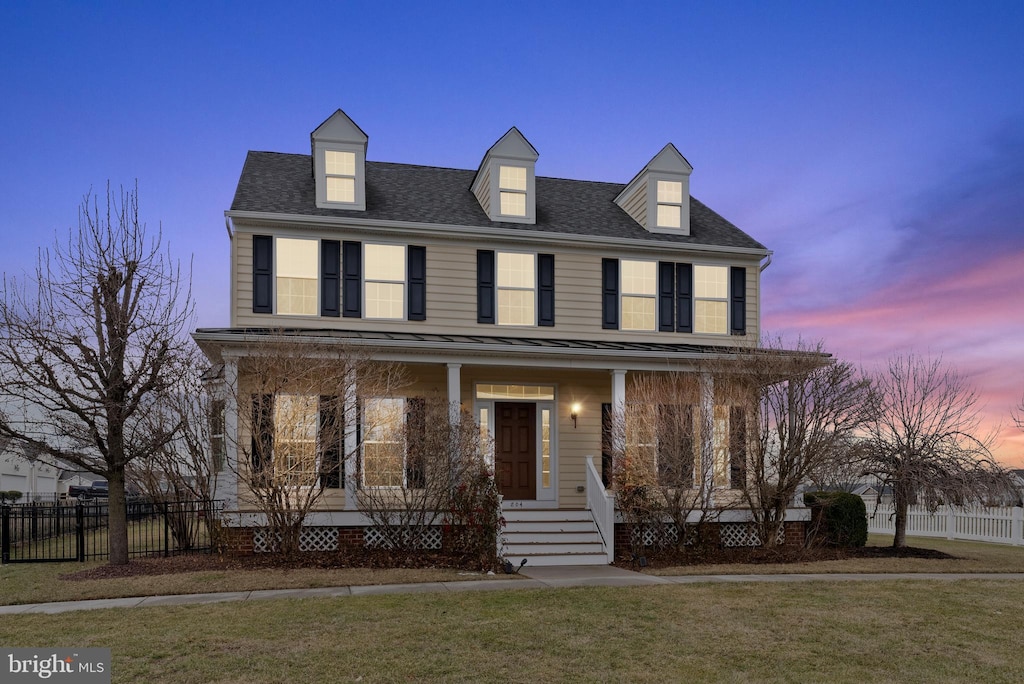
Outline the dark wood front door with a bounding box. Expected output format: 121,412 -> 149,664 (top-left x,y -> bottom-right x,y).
495,402 -> 536,500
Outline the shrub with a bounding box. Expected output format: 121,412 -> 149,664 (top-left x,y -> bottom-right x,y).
1,490 -> 24,503
804,491 -> 868,547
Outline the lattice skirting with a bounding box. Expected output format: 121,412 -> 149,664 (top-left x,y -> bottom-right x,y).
363,526 -> 443,550
252,527 -> 341,553
720,522 -> 785,547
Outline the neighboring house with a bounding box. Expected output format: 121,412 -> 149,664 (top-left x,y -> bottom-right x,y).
194,108 -> 810,564
0,441 -> 63,500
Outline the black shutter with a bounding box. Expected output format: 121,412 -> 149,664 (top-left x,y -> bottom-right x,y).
676,263 -> 692,333
405,397 -> 426,488
730,266 -> 747,335
656,405 -> 694,487
477,250 -> 495,324
730,406 -> 747,490
320,240 -> 341,317
252,236 -> 273,313
538,253 -> 555,327
601,259 -> 619,330
408,245 -> 427,321
658,261 -> 675,332
320,395 -> 342,489
342,241 -> 362,318
250,394 -> 274,477
601,402 -> 613,487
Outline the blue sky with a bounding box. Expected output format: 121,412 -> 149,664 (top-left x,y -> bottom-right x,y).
2,1 -> 1022,463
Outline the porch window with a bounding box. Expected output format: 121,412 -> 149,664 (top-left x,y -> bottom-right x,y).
541,408 -> 551,488
621,260 -> 656,331
274,394 -> 319,486
362,398 -> 406,488
712,405 -> 730,486
209,399 -> 226,473
476,384 -> 555,400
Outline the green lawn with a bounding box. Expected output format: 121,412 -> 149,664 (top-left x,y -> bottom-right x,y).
1,580 -> 1021,683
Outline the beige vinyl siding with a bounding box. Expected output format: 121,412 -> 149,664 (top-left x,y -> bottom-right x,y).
472,166 -> 491,215
230,223 -> 761,348
620,183 -> 647,227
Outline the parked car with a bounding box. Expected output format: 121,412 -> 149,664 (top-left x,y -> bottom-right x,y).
67,480 -> 109,500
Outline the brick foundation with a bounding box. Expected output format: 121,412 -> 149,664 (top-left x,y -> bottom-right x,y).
221,526 -> 255,556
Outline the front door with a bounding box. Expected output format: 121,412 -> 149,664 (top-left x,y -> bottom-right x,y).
495,402 -> 536,500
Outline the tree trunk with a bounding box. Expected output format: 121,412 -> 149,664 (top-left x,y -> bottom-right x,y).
892,487 -> 908,549
107,469 -> 129,565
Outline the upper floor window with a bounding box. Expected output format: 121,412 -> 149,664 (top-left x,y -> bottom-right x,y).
276,238 -> 318,315
364,244 -> 406,319
325,150 -> 357,203
621,260 -> 656,331
497,251 -> 535,325
656,180 -> 683,228
694,265 -> 728,334
499,165 -> 528,217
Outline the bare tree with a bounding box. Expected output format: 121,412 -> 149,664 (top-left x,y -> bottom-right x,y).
0,184 -> 192,565
863,354 -> 1014,548
223,336 -> 404,557
729,341 -> 874,549
357,397 -> 501,569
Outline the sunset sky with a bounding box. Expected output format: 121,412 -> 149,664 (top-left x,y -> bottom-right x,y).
2,2 -> 1022,465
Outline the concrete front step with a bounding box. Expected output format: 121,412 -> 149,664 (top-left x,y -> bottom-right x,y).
503,552 -> 609,567
501,508 -> 594,522
500,506 -> 608,566
504,530 -> 601,544
503,520 -> 597,533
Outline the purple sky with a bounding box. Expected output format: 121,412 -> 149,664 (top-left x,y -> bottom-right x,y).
2,2 -> 1022,465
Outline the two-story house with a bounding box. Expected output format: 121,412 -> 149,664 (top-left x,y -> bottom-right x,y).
194,109 -> 809,565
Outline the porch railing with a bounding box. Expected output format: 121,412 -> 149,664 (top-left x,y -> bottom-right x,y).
585,455 -> 615,563
867,504 -> 1024,546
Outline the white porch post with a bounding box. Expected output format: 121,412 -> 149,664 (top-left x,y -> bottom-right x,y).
610,369 -> 627,456
699,371 -> 715,507
343,367 -> 358,510
219,358 -> 240,512
447,363 -> 462,425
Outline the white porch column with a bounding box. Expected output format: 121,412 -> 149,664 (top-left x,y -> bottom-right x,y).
219,358 -> 240,512
699,371 -> 715,506
447,363 -> 462,425
610,369 -> 627,455
343,367 -> 358,510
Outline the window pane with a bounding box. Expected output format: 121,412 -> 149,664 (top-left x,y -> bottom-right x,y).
325,150 -> 356,176
499,165 -> 527,191
695,300 -> 728,334
365,282 -> 404,319
656,204 -> 681,228
694,265 -> 728,299
363,398 -> 406,488
326,176 -> 355,202
277,238 -> 318,278
541,409 -> 551,489
476,385 -> 555,400
497,252 -> 535,288
657,180 -> 682,203
365,244 -> 406,281
500,191 -> 527,216
363,442 -> 404,487
498,289 -> 535,325
713,405 -> 730,486
277,276 -> 317,315
622,296 -> 655,331
274,395 -> 318,486
621,260 -> 655,295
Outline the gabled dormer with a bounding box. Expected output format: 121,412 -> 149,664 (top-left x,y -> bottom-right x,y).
614,143 -> 693,235
471,127 -> 539,225
311,109 -> 369,211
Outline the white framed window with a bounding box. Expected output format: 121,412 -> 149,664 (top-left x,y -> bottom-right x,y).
276,238 -> 318,315
325,150 -> 356,204
621,260 -> 656,331
541,408 -> 552,489
362,397 -> 406,488
694,265 -> 728,334
656,180 -> 683,228
712,405 -> 730,487
209,399 -> 226,473
274,394 -> 319,486
364,244 -> 406,319
497,251 -> 535,325
499,165 -> 528,217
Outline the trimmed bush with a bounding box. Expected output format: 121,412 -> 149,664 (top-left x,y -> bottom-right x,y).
804,491 -> 868,547
1,490 -> 24,503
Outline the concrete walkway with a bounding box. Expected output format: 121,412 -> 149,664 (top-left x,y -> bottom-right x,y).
3,566 -> 1023,615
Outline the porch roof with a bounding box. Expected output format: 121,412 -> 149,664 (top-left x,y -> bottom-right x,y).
193,327 -> 825,371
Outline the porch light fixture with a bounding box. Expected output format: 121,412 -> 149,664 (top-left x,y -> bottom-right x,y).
570,403 -> 581,428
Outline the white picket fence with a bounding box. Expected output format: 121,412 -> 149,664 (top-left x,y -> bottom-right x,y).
867,504 -> 1024,546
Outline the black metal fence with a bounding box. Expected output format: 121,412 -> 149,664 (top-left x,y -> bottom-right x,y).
0,499 -> 223,564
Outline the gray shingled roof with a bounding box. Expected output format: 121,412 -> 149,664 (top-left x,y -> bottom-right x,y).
230,152 -> 767,251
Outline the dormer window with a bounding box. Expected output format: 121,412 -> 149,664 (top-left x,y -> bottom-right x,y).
656,180 -> 683,228
499,165 -> 528,217
325,150 -> 356,203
